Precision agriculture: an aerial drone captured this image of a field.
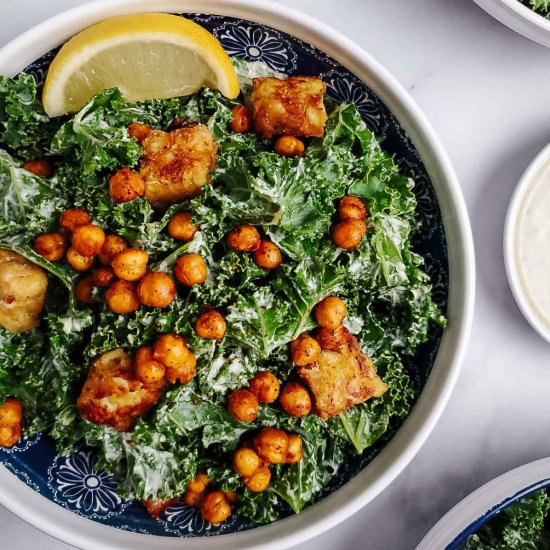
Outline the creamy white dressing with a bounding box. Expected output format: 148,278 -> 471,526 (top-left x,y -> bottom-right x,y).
515,161 -> 550,329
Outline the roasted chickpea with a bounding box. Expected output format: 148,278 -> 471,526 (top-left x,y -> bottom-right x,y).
111,249 -> 149,281
60,208 -> 91,233
338,195 -> 367,221
135,347 -> 166,385
0,424 -> 21,448
174,253 -> 207,286
75,275 -> 95,305
279,383 -> 312,418
290,333 -> 321,366
195,310 -> 226,340
286,434 -> 303,464
71,223 -> 106,257
34,233 -> 66,262
331,219 -> 367,250
153,333 -> 190,368
183,490 -> 203,507
226,225 -> 261,252
128,122 -> 152,143
168,212 -> 199,242
0,398 -> 23,426
274,136 -> 305,157
230,105 -> 253,133
227,389 -> 259,422
105,280 -> 140,314
315,326 -> 350,352
98,235 -> 127,265
253,241 -> 282,270
233,447 -> 261,478
314,296 -> 347,329
187,472 -> 209,494
253,427 -> 289,464
137,272 -> 176,308
248,372 -> 280,404
22,159 -> 52,177
66,247 -> 94,272
244,465 -> 271,493
201,491 -> 232,525
109,167 -> 145,203
92,266 -> 116,288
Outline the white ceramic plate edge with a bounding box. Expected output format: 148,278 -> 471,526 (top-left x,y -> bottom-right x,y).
416,456 -> 550,549
504,142 -> 550,343
473,0 -> 550,47
0,1 -> 475,549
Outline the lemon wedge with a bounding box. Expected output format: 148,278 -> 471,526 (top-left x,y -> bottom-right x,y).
42,14 -> 240,117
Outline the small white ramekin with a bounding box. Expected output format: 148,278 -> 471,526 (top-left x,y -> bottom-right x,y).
504,142 -> 550,344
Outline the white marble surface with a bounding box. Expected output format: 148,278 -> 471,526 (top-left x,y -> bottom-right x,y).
1,1 -> 550,549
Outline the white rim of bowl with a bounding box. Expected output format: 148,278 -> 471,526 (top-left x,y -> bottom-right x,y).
417,456 -> 550,549
504,142 -> 550,344
472,0 -> 550,46
0,1 -> 475,549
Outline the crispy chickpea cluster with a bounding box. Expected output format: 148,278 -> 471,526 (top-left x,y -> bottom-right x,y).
34,208 -> 172,314
331,195 -> 368,250
0,397 -> 23,448
225,225 -> 283,270
180,472 -> 235,525
227,371 -> 281,422
128,332 -> 196,392
232,429 -> 303,493
153,333 -> 196,385
290,296 -> 347,357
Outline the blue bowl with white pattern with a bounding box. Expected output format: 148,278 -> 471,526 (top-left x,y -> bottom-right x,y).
417,457 -> 550,550
0,1 -> 474,548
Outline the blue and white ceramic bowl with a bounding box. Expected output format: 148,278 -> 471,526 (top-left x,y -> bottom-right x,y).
417,457 -> 550,549
0,1 -> 475,548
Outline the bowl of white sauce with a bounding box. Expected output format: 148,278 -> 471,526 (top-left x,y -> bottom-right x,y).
505,142 -> 550,342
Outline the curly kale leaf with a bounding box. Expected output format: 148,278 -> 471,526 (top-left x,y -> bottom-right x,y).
226,287 -> 293,359
274,260 -> 347,338
0,149 -> 68,243
49,87 -> 187,175
328,352 -> 413,454
0,73 -> 59,157
272,416 -> 345,513
0,305 -> 92,435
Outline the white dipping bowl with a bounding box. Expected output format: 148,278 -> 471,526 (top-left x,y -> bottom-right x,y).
473,0 -> 550,47
0,1 -> 475,548
504,142 -> 550,343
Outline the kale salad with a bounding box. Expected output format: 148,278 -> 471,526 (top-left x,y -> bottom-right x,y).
465,489 -> 550,549
0,58 -> 445,526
